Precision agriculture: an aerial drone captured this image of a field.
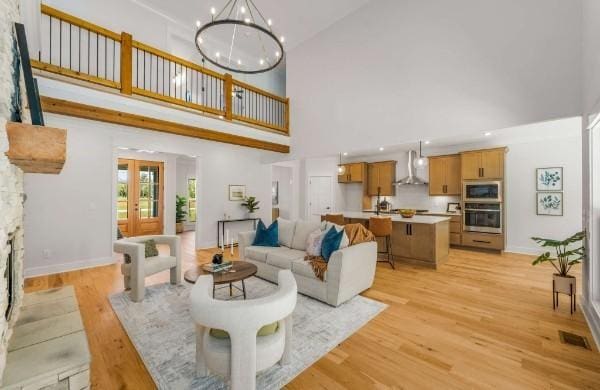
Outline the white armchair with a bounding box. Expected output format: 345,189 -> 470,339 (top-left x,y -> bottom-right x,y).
113,235 -> 181,302
190,269 -> 297,390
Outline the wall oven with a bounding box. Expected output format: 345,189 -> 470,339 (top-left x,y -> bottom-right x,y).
463,202 -> 503,234
463,181 -> 502,202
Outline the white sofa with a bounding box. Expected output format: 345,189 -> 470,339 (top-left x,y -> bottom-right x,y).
238,219 -> 377,307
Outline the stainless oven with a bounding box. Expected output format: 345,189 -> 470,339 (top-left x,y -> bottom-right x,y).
463,181 -> 502,202
463,202 -> 502,234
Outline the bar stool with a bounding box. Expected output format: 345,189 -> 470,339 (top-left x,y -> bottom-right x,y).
369,216 -> 394,269
324,213 -> 345,225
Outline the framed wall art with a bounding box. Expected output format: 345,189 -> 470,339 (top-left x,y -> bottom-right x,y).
228,185 -> 246,201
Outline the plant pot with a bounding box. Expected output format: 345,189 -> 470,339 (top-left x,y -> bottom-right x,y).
176,222 -> 184,234
553,274 -> 576,295
247,212 -> 257,219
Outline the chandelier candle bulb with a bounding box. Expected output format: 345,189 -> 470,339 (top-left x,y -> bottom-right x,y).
195,0 -> 285,73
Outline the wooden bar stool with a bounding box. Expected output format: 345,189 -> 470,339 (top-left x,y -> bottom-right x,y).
324,213 -> 345,225
369,216 -> 394,269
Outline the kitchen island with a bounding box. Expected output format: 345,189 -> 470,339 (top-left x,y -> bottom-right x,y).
323,211 -> 451,269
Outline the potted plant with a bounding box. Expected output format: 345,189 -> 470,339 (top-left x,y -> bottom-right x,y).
241,196 -> 260,218
531,231 -> 585,297
176,195 -> 187,233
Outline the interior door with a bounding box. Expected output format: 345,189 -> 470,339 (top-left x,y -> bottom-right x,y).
308,176 -> 333,221
117,159 -> 164,237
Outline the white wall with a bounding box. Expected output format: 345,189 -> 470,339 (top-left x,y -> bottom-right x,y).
272,165 -> 293,219
299,157 -> 346,220
504,137 -> 582,254
23,113 -> 274,276
176,157 -> 196,230
287,0 -> 582,158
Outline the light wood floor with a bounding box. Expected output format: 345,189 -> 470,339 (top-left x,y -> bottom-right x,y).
24,232 -> 600,389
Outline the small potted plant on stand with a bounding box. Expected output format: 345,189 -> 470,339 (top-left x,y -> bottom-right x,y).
531,231 -> 585,314
241,196 -> 260,218
176,195 -> 187,233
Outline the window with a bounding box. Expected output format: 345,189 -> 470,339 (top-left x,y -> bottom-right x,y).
188,178 -> 196,222
117,164 -> 128,220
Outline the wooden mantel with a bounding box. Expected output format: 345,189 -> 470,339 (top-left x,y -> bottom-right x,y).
5,122 -> 66,174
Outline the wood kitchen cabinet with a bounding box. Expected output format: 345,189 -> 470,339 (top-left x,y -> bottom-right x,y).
428,154 -> 461,196
461,148 -> 505,180
391,220 -> 449,267
338,162 -> 366,183
367,161 -> 396,196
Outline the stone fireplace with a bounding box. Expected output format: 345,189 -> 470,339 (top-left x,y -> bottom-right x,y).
0,0 -> 26,379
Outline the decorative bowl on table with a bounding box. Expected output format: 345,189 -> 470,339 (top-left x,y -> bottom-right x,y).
398,209 -> 416,218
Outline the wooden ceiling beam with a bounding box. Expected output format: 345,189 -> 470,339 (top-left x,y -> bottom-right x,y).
40,96 -> 290,154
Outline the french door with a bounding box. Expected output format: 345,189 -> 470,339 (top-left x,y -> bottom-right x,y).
117,159 -> 164,237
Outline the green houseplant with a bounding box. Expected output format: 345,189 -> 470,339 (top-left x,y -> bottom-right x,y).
176,195 -> 188,233
241,196 -> 260,217
531,231 -> 585,296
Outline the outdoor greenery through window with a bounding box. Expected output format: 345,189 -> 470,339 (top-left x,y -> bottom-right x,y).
188,178 -> 196,222
140,165 -> 160,218
117,164 -> 128,220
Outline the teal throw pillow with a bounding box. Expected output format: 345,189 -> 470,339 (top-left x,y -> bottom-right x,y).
252,220 -> 279,247
321,226 -> 344,261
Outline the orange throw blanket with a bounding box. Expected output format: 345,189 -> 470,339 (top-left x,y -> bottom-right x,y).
305,224 -> 375,281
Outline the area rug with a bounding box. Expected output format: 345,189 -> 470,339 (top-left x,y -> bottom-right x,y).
109,276 -> 386,389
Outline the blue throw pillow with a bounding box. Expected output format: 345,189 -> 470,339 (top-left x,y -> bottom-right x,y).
252,220 -> 279,247
321,226 -> 344,261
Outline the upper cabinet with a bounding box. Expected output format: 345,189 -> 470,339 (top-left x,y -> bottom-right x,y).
461,148 -> 505,180
338,162 -> 366,183
429,154 -> 461,196
367,161 -> 396,196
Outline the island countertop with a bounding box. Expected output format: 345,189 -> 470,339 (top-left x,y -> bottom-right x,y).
339,211 -> 451,224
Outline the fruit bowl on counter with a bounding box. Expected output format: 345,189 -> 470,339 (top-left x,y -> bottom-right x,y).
398,209 -> 416,218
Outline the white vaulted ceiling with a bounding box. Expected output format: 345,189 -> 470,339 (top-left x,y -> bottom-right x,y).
133,0 -> 371,50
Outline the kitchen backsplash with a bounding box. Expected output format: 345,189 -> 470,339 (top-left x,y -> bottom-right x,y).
344,183 -> 460,212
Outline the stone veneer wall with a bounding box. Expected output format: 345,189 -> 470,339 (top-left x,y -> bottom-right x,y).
0,0 -> 25,380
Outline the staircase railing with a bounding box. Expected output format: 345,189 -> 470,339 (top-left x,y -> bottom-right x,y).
32,4 -> 290,134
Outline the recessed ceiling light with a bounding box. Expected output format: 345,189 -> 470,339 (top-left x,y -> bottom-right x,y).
379,147 -> 385,151
117,147 -> 130,150
484,132 -> 492,136
343,152 -> 348,156
424,140 -> 431,145
275,51 -> 280,57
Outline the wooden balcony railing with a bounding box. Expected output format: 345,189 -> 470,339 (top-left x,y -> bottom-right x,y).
32,4 -> 290,134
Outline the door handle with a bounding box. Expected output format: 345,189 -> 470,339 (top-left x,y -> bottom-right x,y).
481,168 -> 484,177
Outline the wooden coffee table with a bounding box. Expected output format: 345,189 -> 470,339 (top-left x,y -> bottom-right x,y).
184,262 -> 257,300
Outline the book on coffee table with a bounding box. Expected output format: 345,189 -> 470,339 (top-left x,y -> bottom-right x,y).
202,262 -> 233,273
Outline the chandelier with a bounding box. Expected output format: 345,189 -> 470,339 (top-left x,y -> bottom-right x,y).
195,0 -> 285,74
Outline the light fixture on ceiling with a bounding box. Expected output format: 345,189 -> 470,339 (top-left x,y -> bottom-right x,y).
485,132 -> 492,137
343,152 -> 348,156
424,140 -> 431,145
196,1 -> 285,74
414,141 -> 428,168
338,153 -> 346,175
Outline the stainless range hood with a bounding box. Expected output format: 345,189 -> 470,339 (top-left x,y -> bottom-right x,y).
393,150 -> 428,185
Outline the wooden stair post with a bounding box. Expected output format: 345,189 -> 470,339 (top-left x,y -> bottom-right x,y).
224,73 -> 233,120
120,32 -> 133,95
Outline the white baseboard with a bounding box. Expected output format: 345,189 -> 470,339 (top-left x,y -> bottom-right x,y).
504,245 -> 541,255
581,297 -> 600,350
24,256 -> 116,278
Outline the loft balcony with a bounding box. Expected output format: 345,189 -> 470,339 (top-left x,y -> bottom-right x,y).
29,5 -> 290,153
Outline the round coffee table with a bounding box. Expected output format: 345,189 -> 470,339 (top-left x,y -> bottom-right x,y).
184,262 -> 257,300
